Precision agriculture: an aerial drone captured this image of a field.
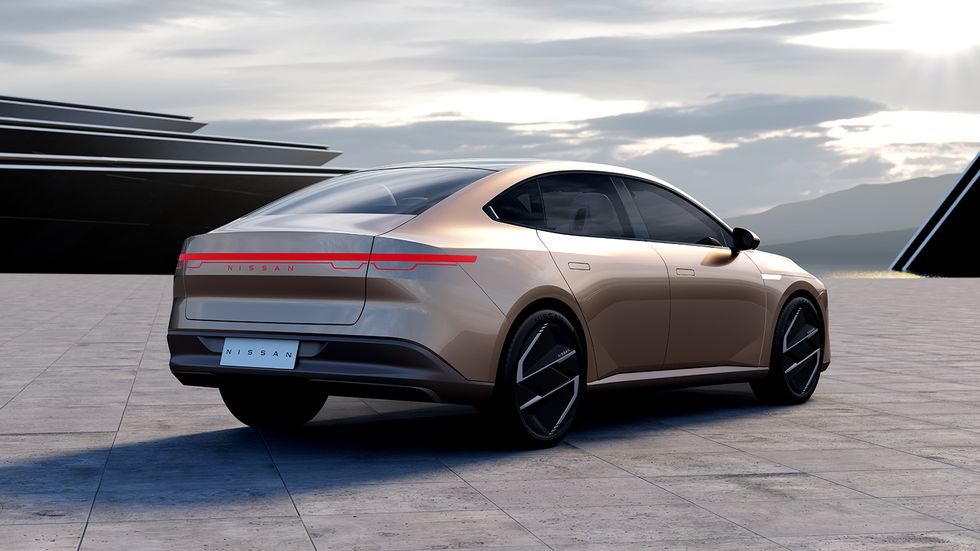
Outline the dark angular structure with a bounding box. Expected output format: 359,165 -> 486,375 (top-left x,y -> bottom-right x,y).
1,96 -> 353,274
893,150 -> 980,276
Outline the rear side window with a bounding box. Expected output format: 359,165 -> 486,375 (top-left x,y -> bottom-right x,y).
257,167 -> 491,216
489,173 -> 634,239
489,180 -> 544,227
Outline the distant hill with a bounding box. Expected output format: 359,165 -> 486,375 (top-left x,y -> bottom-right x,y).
764,228 -> 919,274
728,174 -> 955,246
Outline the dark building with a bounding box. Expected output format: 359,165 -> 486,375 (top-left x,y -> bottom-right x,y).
893,151 -> 980,276
1,96 -> 353,274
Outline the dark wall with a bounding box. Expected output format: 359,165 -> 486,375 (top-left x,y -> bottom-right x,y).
2,169 -> 327,274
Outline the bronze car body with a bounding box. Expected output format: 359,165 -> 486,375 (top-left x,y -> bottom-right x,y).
168,159 -> 830,445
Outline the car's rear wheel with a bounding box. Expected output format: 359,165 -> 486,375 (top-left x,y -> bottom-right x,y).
751,296 -> 824,404
219,381 -> 328,428
491,309 -> 585,448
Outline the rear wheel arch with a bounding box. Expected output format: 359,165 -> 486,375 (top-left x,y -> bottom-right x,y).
488,300 -> 588,446
495,297 -> 589,387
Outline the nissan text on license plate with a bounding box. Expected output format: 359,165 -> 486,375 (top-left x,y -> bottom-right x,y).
220,338 -> 299,369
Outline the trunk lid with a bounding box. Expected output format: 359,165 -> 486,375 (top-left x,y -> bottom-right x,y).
179,213 -> 412,325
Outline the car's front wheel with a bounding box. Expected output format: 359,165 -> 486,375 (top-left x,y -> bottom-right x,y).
491,309 -> 585,448
751,296 -> 824,404
219,381 -> 328,428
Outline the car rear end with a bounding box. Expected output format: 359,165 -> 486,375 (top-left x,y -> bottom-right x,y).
167,167 -> 505,405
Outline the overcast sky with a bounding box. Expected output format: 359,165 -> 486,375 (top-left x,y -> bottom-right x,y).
3,0 -> 979,216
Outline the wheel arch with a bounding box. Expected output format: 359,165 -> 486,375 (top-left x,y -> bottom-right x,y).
762,283 -> 826,368
492,295 -> 591,391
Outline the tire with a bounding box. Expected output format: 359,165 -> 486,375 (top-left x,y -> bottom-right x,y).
219,381 -> 328,428
490,309 -> 585,448
751,296 -> 825,404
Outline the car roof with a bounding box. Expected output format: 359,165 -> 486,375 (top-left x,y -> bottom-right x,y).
367,158 -> 544,171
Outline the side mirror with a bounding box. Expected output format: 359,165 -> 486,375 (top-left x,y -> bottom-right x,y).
731,227 -> 761,252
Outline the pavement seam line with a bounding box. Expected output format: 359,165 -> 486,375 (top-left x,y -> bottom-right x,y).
1,276 -> 153,410
76,276 -> 162,551
258,428 -> 320,551
565,438 -> 794,550
437,452 -> 556,550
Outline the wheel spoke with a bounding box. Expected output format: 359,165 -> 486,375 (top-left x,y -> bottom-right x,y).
785,348 -> 820,375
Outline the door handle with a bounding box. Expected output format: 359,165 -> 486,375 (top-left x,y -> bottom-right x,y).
675,268 -> 695,276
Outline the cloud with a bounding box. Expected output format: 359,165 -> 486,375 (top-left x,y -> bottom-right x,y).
415,24 -> 980,112
615,135 -> 740,159
153,47 -> 253,59
0,39 -> 71,64
485,0 -> 880,24
0,0 -> 243,34
590,94 -> 885,139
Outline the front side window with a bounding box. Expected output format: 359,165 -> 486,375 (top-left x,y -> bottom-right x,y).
255,167 -> 491,216
623,178 -> 732,247
489,173 -> 634,239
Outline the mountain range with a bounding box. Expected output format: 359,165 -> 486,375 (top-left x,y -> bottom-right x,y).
726,174 -> 956,272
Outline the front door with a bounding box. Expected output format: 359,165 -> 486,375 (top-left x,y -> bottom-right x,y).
619,177 -> 767,369
653,243 -> 767,367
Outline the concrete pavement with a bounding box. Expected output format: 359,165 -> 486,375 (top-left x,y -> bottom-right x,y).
2,274 -> 980,550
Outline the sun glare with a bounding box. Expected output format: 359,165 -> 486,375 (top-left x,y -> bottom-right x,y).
793,0 -> 980,54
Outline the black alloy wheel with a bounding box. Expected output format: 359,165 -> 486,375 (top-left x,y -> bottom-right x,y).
493,309 -> 585,447
752,296 -> 824,404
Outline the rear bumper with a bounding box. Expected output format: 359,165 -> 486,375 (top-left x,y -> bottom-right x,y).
167,331 -> 493,405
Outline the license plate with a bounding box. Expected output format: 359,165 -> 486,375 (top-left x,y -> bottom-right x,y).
220,338 -> 299,369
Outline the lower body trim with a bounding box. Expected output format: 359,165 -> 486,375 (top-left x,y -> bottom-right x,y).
588,365 -> 768,392
167,330 -> 493,405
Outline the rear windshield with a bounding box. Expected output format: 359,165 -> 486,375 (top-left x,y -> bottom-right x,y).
255,167 -> 492,216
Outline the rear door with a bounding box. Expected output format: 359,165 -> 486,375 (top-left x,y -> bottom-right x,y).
491,173 -> 670,379
619,177 -> 767,368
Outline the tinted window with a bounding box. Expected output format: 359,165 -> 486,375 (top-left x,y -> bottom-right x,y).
489,173 -> 634,238
539,174 -> 633,238
256,167 -> 490,216
489,179 -> 544,227
623,178 -> 731,247
491,173 -> 633,238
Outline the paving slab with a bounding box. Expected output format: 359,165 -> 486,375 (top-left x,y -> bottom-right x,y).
468,476 -> 684,509
303,510 -> 542,550
646,472 -> 866,503
594,449 -> 797,477
701,498 -> 959,537
754,447 -> 956,473
79,517 -> 315,551
818,468 -> 980,498
506,503 -> 754,545
0,523 -> 83,551
774,531 -> 980,550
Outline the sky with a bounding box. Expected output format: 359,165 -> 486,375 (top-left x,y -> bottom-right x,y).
2,0 -> 979,216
